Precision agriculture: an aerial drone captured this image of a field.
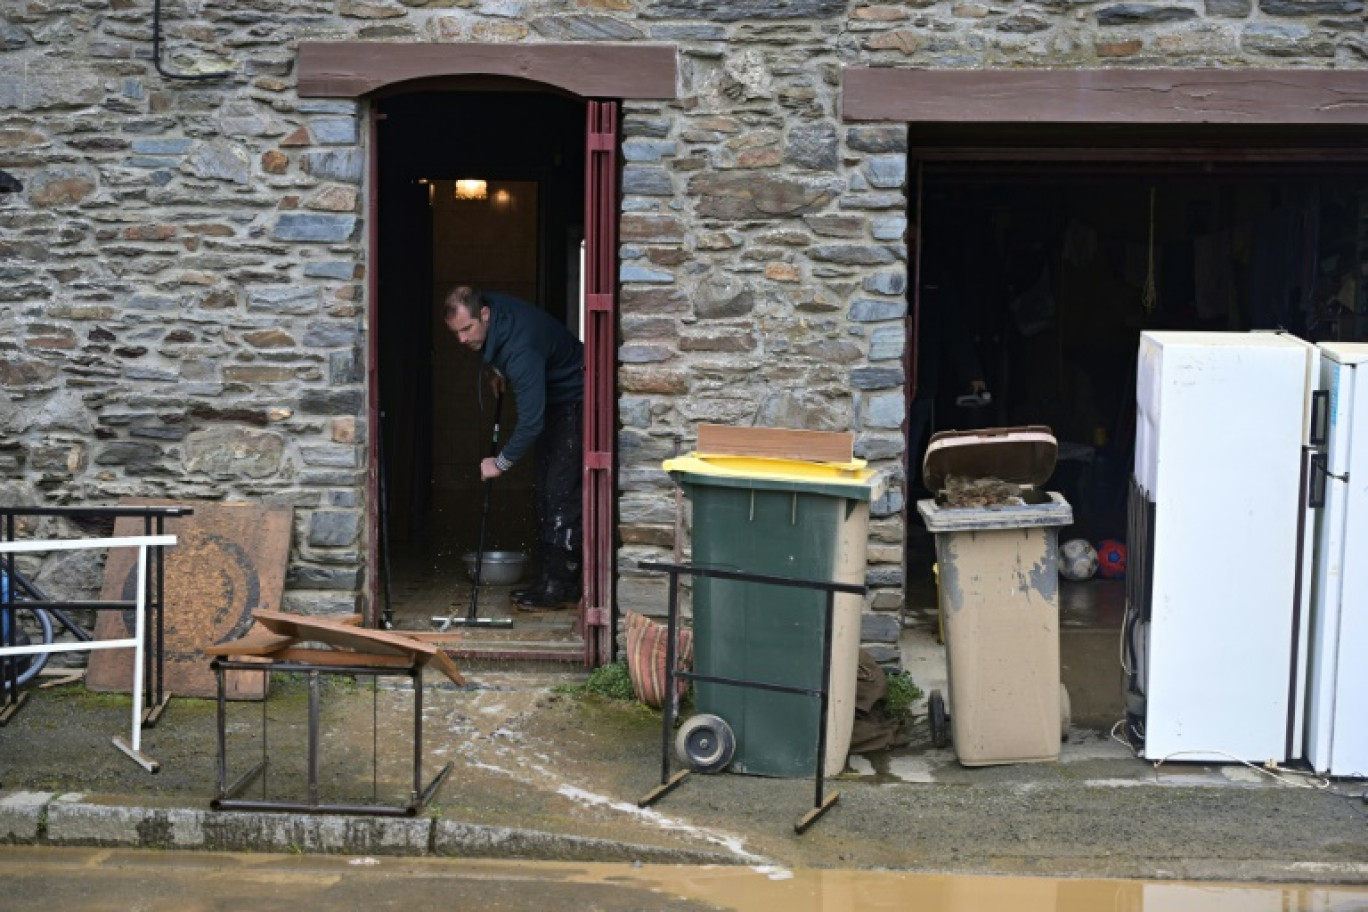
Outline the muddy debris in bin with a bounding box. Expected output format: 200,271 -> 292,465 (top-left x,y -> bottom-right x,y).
937,475 -> 1025,508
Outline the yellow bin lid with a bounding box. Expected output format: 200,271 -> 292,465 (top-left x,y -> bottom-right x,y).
663,453 -> 884,500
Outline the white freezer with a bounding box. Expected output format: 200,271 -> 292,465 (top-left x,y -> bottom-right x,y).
1133,331 -> 1319,763
1306,341 -> 1368,777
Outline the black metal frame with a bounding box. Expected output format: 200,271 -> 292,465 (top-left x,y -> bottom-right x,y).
636,560 -> 866,834
210,657 -> 454,817
0,506 -> 191,725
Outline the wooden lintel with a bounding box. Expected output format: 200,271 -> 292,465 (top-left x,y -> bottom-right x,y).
843,68 -> 1368,126
298,42 -> 677,100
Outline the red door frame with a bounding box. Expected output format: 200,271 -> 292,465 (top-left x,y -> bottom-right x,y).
365,105 -> 384,629
363,96 -> 621,667
581,100 -> 619,667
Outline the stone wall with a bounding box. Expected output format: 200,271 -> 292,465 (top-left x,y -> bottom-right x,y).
0,1 -> 1361,645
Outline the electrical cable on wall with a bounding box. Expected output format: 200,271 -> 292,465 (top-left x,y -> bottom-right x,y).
1142,186 -> 1158,315
152,0 -> 233,81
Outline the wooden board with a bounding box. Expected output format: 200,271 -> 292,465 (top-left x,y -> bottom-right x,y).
252,610 -> 418,657
86,501 -> 293,700
696,424 -> 854,464
204,613 -> 466,684
200,624 -> 296,657
250,610 -> 465,685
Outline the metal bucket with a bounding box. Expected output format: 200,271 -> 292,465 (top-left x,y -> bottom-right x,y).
462,550 -> 527,585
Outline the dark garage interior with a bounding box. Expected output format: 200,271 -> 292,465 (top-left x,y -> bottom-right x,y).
911,160 -> 1368,542
905,154 -> 1368,725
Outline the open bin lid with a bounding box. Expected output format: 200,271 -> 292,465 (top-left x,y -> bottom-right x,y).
923,425 -> 1058,492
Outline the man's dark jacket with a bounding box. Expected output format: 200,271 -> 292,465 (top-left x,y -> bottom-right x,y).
480,292 -> 583,469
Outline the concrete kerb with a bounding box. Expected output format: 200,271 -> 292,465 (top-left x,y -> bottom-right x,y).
0,790 -> 739,864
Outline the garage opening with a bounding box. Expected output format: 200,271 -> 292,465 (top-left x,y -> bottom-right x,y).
373,90 -> 587,657
906,156 -> 1368,725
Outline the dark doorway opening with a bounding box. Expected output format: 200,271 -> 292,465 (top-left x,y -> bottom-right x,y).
374,90 -> 587,648
906,161 -> 1368,725
911,162 -> 1368,536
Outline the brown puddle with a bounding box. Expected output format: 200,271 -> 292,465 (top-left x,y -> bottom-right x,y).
5,849 -> 1368,911
572,864 -> 1368,912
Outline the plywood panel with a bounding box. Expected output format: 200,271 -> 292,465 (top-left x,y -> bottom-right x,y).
696,424 -> 855,464
87,501 -> 293,700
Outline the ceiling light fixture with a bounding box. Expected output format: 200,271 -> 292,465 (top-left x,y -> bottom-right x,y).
454,179 -> 488,201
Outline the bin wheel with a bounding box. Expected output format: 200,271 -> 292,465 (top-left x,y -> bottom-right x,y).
928,689 -> 950,749
675,714 -> 736,774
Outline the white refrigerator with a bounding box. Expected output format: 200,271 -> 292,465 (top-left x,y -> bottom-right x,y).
1126,331 -> 1320,764
1305,341 -> 1368,777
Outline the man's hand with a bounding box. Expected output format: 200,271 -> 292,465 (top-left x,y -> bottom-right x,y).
488,371 -> 505,398
479,457 -> 503,481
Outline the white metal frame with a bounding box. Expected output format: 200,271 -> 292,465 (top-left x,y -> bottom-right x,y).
0,534 -> 176,772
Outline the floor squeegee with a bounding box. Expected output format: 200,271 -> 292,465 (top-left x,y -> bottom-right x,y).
434,390 -> 514,631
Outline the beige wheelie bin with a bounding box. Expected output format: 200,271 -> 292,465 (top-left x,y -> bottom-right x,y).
916,426 -> 1072,766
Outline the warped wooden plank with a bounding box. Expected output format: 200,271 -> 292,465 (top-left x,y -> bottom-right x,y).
251,610 -> 420,658
268,648 -> 415,669
202,624 -> 297,657
250,610 -> 466,685
401,631 -> 465,645
696,424 -> 854,464
203,615 -> 362,658
425,648 -> 466,687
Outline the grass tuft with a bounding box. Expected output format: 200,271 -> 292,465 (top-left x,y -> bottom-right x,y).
884,671 -> 923,721
553,660 -> 637,702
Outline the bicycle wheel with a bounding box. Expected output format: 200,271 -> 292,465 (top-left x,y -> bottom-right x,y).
1,605 -> 53,689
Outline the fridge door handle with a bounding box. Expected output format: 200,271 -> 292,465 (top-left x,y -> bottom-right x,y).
1310,390 -> 1330,446
1309,452 -> 1328,509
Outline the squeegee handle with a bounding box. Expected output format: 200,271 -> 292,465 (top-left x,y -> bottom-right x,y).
468,389 -> 503,621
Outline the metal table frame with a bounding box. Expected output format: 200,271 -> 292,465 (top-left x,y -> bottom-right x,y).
636,560 -> 866,834
0,534 -> 176,771
0,505 -> 191,726
211,657 -> 454,817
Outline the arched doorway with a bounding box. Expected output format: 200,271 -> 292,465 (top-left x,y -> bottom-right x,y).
298,43 -> 677,665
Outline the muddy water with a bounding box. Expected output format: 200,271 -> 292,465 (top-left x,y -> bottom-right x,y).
596,864 -> 1368,911
4,848 -> 1367,911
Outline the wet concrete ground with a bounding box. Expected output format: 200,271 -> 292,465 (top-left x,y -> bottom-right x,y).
2,624 -> 1366,882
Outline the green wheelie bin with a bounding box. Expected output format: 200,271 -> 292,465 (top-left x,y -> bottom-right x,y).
664,452 -> 884,778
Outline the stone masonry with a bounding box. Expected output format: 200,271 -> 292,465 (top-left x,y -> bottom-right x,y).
0,2 -> 1362,661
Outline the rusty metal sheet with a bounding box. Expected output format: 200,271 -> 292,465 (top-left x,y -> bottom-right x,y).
86,501 -> 293,700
